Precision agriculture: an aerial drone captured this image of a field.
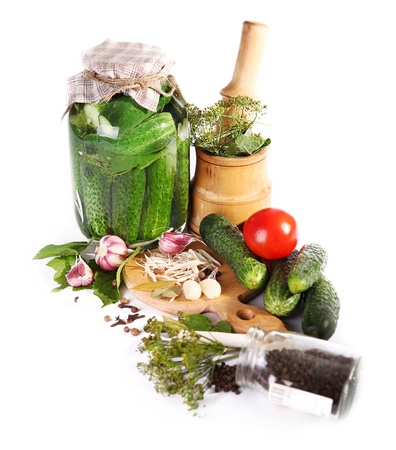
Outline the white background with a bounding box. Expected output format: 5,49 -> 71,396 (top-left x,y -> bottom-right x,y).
1,0 -> 395,448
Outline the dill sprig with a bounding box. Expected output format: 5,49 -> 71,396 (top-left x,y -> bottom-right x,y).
186,95 -> 270,157
137,316 -> 240,411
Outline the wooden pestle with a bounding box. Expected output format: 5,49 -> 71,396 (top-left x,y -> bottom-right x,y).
220,21 -> 269,101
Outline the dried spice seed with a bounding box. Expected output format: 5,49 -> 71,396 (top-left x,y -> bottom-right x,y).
130,328 -> 140,336
104,315 -> 112,322
111,316 -> 127,327
118,303 -> 139,312
127,313 -> 145,323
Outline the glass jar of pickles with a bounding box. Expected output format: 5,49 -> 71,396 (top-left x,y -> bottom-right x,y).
66,40 -> 190,247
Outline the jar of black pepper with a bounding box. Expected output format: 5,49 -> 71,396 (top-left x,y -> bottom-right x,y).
235,327 -> 361,419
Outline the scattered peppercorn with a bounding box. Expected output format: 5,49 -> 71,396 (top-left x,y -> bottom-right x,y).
130,328 -> 140,336
104,315 -> 112,322
211,362 -> 241,394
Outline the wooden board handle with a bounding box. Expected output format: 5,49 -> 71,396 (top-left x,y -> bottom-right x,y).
220,21 -> 269,101
206,298 -> 287,334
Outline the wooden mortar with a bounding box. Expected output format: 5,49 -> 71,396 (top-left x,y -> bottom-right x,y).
188,21 -> 271,236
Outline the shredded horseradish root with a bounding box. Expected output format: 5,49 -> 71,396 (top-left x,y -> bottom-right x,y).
136,248 -> 221,283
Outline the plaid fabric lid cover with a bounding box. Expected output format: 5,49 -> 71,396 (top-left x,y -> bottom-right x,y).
66,40 -> 175,112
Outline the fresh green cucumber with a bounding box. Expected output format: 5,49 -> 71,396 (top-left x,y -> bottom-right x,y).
81,163 -> 111,239
287,242 -> 328,294
111,167 -> 146,243
138,143 -> 176,241
263,250 -> 301,317
301,275 -> 340,340
170,134 -> 190,229
165,97 -> 190,229
199,213 -> 268,291
100,112 -> 177,157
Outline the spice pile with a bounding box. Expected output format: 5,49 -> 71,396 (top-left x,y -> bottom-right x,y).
211,362 -> 241,394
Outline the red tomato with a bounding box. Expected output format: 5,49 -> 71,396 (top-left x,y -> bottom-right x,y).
243,208 -> 298,260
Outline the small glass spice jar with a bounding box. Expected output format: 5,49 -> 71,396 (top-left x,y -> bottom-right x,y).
236,327 -> 361,419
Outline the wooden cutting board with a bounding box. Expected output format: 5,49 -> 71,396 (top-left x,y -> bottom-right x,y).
123,242 -> 287,334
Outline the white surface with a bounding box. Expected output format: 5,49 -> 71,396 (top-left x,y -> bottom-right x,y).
1,0 -> 395,448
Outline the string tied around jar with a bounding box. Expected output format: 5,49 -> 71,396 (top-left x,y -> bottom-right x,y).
82,69 -> 177,102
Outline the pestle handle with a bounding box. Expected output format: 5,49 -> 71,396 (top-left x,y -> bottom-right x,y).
220,21 -> 269,101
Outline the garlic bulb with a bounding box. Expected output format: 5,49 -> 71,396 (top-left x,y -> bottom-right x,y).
95,235 -> 128,271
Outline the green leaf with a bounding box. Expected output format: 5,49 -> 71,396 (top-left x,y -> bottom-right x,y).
46,255 -> 76,272
46,255 -> 77,290
116,247 -> 141,290
182,314 -> 214,331
93,271 -> 120,306
80,147 -> 166,181
178,313 -> 232,333
33,241 -> 90,260
213,320 -> 232,333
234,134 -> 266,155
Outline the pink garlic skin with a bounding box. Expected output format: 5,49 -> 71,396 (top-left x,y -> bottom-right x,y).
158,231 -> 194,255
66,257 -> 94,287
95,235 -> 128,271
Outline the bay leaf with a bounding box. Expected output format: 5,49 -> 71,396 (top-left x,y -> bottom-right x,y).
151,285 -> 182,299
131,280 -> 177,291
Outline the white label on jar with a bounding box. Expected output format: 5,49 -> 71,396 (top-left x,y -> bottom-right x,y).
269,383 -> 333,418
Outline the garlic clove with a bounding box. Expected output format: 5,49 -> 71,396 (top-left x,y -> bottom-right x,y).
66,257 -> 94,287
182,279 -> 202,300
158,231 -> 195,255
199,278 -> 222,299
